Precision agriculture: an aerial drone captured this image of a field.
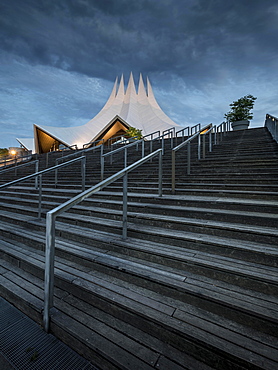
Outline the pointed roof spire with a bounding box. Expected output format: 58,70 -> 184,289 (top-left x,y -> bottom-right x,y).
137,73 -> 147,103
115,74 -> 125,100
124,72 -> 137,104
147,77 -> 161,109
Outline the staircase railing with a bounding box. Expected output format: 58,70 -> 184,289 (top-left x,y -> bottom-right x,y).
216,121 -> 230,144
43,148 -> 163,332
45,144 -> 78,167
0,157 -> 86,218
265,114 -> 278,143
0,152 -> 35,171
82,138 -> 104,149
101,139 -> 145,181
55,144 -> 103,164
0,159 -> 39,181
171,124 -> 215,194
162,127 -> 175,149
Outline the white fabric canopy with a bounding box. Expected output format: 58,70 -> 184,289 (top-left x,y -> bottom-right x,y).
34,73 -> 181,150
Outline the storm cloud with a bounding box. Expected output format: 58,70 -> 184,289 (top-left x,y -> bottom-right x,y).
0,0 -> 278,147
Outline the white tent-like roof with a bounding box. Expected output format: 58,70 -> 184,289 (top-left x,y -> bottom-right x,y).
34,73 -> 181,153
16,138 -> 35,153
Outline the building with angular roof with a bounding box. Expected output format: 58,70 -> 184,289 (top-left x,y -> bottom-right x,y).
18,73 -> 181,153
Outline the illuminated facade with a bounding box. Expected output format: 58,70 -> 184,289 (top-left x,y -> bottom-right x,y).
18,73 -> 181,153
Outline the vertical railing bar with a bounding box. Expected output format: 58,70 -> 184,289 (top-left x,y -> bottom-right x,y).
158,150 -> 162,197
198,134 -> 201,160
43,212 -> 55,333
35,160 -> 39,189
122,173 -> 128,240
124,148 -> 127,168
101,155 -> 104,181
187,142 -> 191,175
38,174 -> 42,219
81,156 -> 86,191
203,134 -> 206,159
171,150 -> 175,194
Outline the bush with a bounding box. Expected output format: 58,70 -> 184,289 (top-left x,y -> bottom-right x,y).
224,95 -> 257,122
125,127 -> 143,139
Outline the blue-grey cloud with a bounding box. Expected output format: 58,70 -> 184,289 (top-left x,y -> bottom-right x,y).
0,0 -> 277,148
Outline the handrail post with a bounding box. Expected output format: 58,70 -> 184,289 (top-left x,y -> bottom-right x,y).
101,155 -> 104,181
162,136 -> 165,155
81,156 -> 86,191
142,139 -> 145,158
43,212 -> 55,333
122,173 -> 128,240
158,150 -> 162,197
171,150 -> 175,194
203,134 -> 206,159
15,158 -> 17,176
124,147 -> 127,168
187,142 -> 191,175
35,160 -> 39,189
38,174 -> 42,219
55,167 -> 58,187
209,131 -> 212,152
198,134 -> 201,160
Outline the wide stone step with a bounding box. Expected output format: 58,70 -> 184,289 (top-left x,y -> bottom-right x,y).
1,190 -> 278,229
0,209 -> 277,293
0,194 -> 277,250
0,241 -> 277,370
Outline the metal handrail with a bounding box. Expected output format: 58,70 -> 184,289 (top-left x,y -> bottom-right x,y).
0,159 -> 39,178
175,126 -> 190,146
265,114 -> 278,143
199,125 -> 214,159
172,131 -> 199,192
43,148 -> 163,332
171,124 -> 212,193
216,121 -> 230,143
45,144 -> 78,167
56,144 -> 103,164
83,138 -> 104,149
101,139 -> 144,180
107,135 -> 132,147
55,145 -> 103,184
143,130 -> 160,141
191,123 -> 201,135
0,156 -> 86,218
0,153 -> 34,170
162,127 -> 175,148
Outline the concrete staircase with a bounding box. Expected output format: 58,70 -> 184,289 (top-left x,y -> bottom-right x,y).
0,127 -> 277,369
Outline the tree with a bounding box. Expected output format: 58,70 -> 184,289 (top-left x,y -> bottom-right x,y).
224,95 -> 257,122
0,148 -> 9,157
125,127 -> 143,139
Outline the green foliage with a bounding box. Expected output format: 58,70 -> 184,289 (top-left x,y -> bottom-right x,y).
224,95 -> 257,122
125,127 -> 143,140
0,148 -> 9,157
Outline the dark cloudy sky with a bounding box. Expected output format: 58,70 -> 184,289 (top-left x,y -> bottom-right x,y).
1,0 -> 278,148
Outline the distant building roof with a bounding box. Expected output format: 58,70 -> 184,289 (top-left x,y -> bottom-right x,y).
34,73 -> 181,153
16,138 -> 35,153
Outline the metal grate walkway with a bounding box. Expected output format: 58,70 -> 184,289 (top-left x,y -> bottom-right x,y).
0,297 -> 98,370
